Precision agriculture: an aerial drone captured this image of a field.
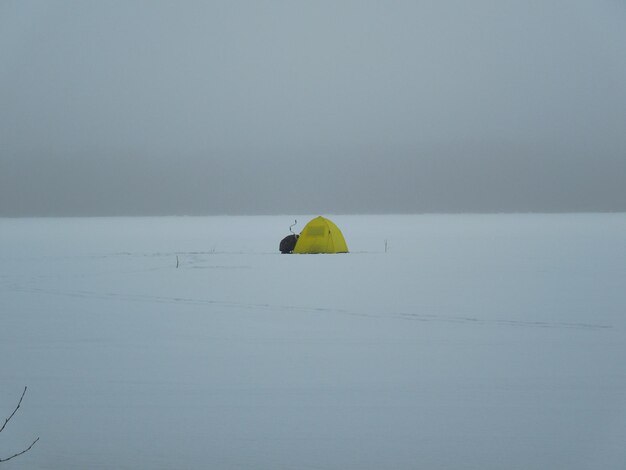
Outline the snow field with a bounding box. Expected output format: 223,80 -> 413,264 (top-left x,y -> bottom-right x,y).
1,214 -> 625,469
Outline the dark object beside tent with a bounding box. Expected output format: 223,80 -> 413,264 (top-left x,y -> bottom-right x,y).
279,234 -> 299,254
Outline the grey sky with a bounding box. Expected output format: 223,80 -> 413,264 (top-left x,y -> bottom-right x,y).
1,0 -> 625,216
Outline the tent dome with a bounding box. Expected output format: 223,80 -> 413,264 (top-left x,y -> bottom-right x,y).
293,216 -> 348,254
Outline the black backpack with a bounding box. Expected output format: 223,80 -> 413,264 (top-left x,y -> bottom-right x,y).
279,234 -> 299,254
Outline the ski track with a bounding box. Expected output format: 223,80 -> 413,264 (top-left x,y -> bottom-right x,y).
7,284 -> 613,331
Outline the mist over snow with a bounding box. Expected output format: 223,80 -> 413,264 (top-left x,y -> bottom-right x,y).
1,1 -> 626,216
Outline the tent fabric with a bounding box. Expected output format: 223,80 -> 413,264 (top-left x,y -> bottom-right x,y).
293,216 -> 349,254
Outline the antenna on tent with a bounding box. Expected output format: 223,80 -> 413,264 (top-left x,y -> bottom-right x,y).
289,219 -> 297,235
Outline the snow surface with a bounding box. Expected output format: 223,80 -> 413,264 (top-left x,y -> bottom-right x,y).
1,214 -> 625,469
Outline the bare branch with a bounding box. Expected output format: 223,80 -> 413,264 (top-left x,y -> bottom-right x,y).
0,386 -> 27,434
0,437 -> 39,463
0,386 -> 39,463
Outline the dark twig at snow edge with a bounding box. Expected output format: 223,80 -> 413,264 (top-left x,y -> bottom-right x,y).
0,386 -> 39,463
0,386 -> 26,434
0,437 -> 40,463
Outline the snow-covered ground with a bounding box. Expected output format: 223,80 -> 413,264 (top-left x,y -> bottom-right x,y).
1,214 -> 625,469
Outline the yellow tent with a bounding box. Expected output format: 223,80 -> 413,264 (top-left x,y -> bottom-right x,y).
293,216 -> 349,254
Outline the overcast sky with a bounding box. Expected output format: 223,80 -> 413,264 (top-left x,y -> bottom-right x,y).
1,1 -> 625,216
